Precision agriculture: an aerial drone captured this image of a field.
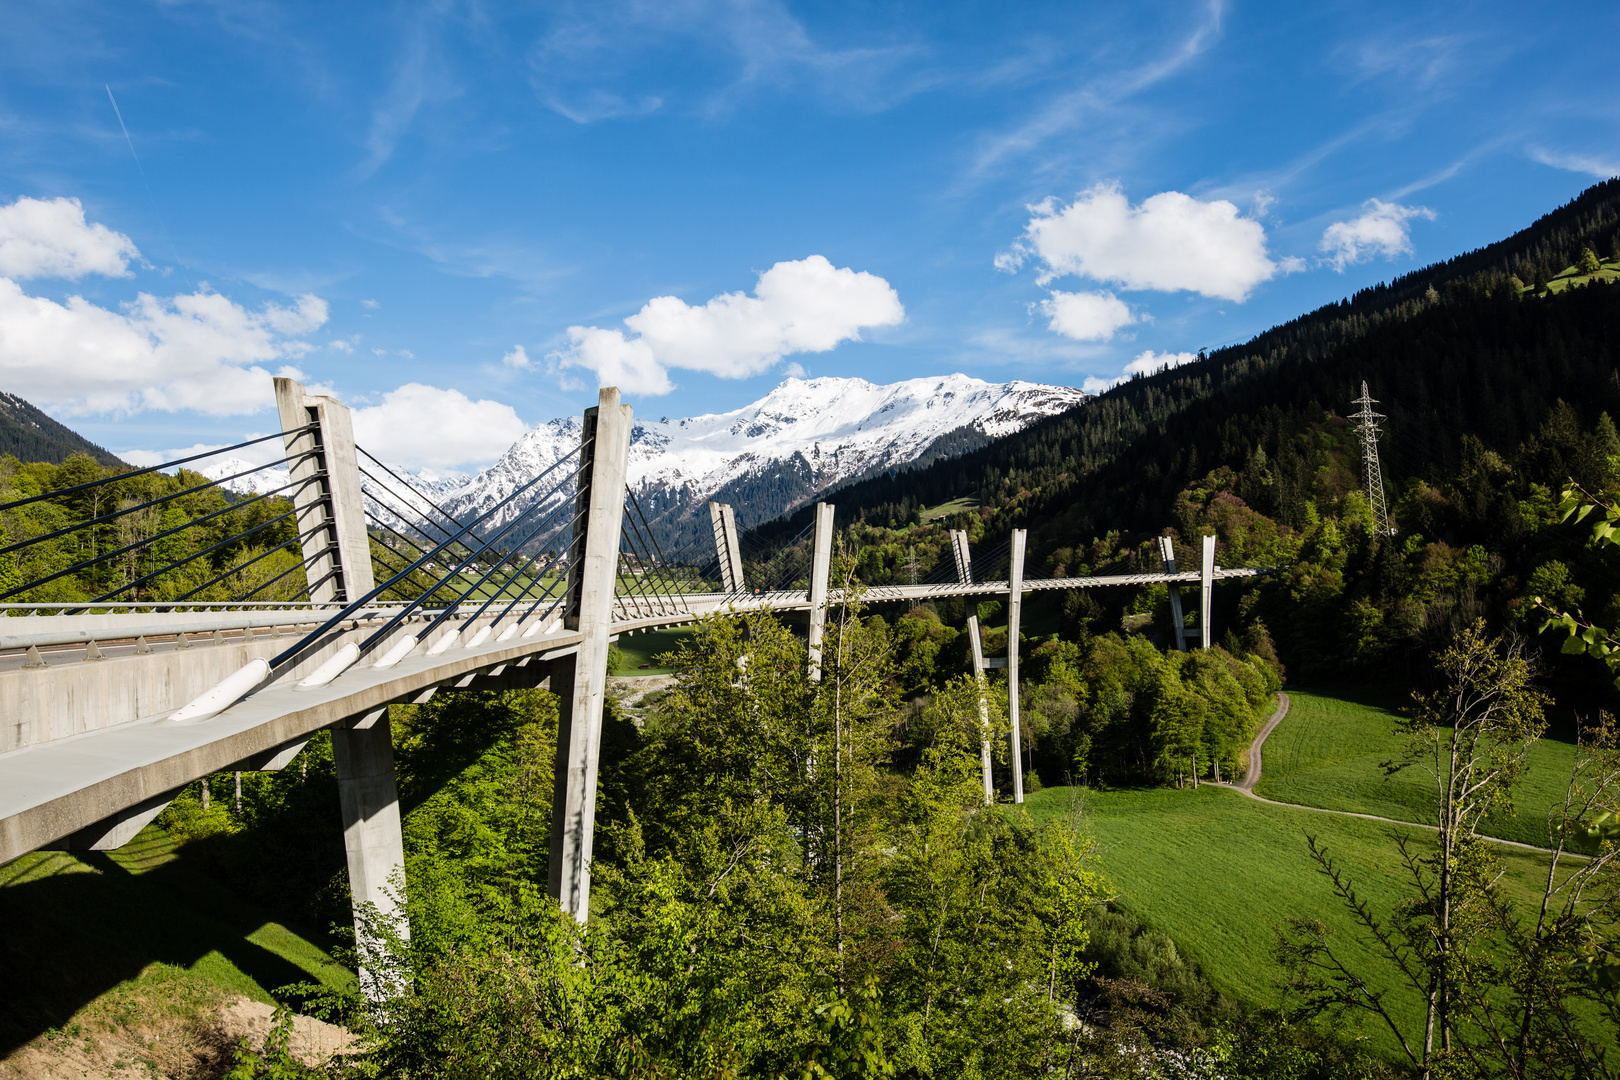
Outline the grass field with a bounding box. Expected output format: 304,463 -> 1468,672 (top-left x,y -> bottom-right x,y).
1024,782 -> 1572,1061
0,823 -> 350,1057
1258,688 -> 1581,848
1535,257 -> 1620,294
918,496 -> 979,523
611,625 -> 695,674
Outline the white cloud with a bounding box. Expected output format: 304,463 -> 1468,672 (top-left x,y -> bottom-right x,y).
360,299 -> 379,309
1319,199 -> 1436,271
502,344 -> 533,369
783,361 -> 807,378
1082,349 -> 1200,395
259,294 -> 329,336
0,196 -> 141,280
0,279 -> 329,416
1123,349 -> 1198,377
1040,290 -> 1135,341
1001,183 -> 1281,302
329,339 -> 355,353
553,255 -> 903,396
351,383 -> 530,471
1530,147 -> 1620,180
121,437 -> 286,470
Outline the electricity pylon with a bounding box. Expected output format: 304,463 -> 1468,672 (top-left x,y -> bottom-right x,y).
1349,380 -> 1395,537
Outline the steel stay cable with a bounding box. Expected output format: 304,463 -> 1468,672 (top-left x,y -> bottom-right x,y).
172,515 -> 334,601
358,466 -> 490,570
92,503 -> 306,602
362,507 -> 479,578
626,488 -> 688,610
240,557 -> 317,603
460,500 -> 585,624
0,447 -> 321,559
0,425 -> 317,515
266,439 -> 589,672
347,453 -> 590,658
394,449 -> 593,616
469,505 -> 589,630
367,560 -> 418,603
366,543 -> 433,602
357,446 -> 481,549
404,485 -> 589,647
503,506 -> 601,630
618,511 -> 672,616
2,472 -> 323,602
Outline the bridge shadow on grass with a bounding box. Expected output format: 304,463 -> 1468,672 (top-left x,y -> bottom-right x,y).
0,827 -> 352,1056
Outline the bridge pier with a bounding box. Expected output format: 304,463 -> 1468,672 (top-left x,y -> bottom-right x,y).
548,387 -> 634,922
806,502 -> 835,681
1157,536 -> 1188,652
1007,529 -> 1026,804
332,715 -> 408,985
951,530 -> 994,804
1157,533 -> 1218,650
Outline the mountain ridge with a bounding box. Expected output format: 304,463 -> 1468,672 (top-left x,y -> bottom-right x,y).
437,373 -> 1087,549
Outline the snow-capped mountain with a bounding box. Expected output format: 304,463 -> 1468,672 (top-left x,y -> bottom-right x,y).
198,456 -> 290,495
438,374 -> 1086,548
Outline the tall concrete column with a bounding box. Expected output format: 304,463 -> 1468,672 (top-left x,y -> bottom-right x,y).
1157,536 -> 1188,652
274,378 -> 375,604
1007,529 -> 1026,804
548,387 -> 633,922
949,529 -> 972,585
806,502 -> 836,681
331,715 -> 407,996
708,502 -> 746,595
953,530 -> 993,804
1199,534 -> 1216,650
965,614 -> 993,805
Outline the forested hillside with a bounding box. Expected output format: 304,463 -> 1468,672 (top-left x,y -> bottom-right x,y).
756,180 -> 1620,704
0,391 -> 125,468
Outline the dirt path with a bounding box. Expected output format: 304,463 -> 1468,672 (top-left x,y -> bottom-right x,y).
1234,691 -> 1289,792
1215,692 -> 1584,859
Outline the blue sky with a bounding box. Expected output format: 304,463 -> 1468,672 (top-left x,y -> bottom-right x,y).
0,0 -> 1615,471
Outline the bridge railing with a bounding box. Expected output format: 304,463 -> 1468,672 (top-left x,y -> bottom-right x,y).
0,428 -> 330,611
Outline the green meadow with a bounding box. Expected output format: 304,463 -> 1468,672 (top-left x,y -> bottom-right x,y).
1258,688 -> 1581,848
1025,781 -> 1573,1061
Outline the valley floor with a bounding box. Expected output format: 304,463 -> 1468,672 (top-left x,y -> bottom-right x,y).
1026,686 -> 1595,1063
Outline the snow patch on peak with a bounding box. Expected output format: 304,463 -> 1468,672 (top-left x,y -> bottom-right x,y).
438,374 -> 1087,539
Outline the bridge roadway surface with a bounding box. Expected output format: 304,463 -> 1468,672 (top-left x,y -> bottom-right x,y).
0,568 -> 1264,864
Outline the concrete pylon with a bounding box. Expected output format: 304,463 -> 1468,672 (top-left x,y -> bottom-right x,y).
1007,529 -> 1026,804
1199,534 -> 1216,650
1157,535 -> 1188,652
549,386 -> 633,922
949,529 -> 973,585
965,614 -> 993,805
709,502 -> 746,594
274,378 -> 375,605
331,713 -> 407,997
806,502 -> 836,681
952,530 -> 993,804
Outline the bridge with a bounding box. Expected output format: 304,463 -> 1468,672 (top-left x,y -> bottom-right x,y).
0,380 -> 1270,941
